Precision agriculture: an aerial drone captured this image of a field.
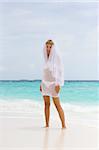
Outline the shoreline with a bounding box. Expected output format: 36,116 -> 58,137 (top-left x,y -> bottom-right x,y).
0,100 -> 99,149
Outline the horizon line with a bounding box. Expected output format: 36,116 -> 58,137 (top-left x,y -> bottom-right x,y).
0,79 -> 98,82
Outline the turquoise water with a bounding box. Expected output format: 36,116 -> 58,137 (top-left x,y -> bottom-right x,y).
0,80 -> 98,106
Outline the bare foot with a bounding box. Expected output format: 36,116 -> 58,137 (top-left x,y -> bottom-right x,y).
43,125 -> 49,128
62,126 -> 66,129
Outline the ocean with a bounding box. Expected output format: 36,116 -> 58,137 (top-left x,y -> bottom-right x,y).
0,80 -> 98,113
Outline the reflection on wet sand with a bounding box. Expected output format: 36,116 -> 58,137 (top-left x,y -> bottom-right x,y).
43,128 -> 66,150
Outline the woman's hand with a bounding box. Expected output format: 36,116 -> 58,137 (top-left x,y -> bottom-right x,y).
55,85 -> 60,93
40,84 -> 42,92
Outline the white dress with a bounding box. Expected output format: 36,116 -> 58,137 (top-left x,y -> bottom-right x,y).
41,67 -> 59,97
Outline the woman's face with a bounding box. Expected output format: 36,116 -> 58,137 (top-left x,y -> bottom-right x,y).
46,44 -> 52,57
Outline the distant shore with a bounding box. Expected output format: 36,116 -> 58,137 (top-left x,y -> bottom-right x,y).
0,79 -> 99,82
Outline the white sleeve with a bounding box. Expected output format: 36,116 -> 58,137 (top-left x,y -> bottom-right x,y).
55,55 -> 64,86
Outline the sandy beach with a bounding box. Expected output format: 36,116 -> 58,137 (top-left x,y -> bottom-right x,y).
0,100 -> 98,150
0,0 -> 98,149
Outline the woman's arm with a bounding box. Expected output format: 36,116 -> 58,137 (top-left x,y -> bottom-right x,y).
54,56 -> 64,93
40,83 -> 42,92
55,84 -> 60,93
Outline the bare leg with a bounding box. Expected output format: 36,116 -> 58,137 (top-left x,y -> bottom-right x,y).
43,96 -> 50,127
52,97 -> 66,128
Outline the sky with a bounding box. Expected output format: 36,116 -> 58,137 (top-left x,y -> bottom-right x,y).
0,1 -> 98,80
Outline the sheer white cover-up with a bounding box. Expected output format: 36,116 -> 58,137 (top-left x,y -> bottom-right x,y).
41,43 -> 64,97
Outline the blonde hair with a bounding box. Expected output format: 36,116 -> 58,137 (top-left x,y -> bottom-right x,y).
45,40 -> 54,46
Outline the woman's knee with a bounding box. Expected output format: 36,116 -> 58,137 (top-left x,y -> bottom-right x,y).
45,102 -> 50,107
52,97 -> 61,108
43,96 -> 50,107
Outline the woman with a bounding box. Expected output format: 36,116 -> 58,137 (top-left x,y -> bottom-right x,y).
40,40 -> 66,129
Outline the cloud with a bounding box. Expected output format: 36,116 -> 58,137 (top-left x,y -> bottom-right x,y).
0,2 -> 97,80
0,66 -> 7,72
